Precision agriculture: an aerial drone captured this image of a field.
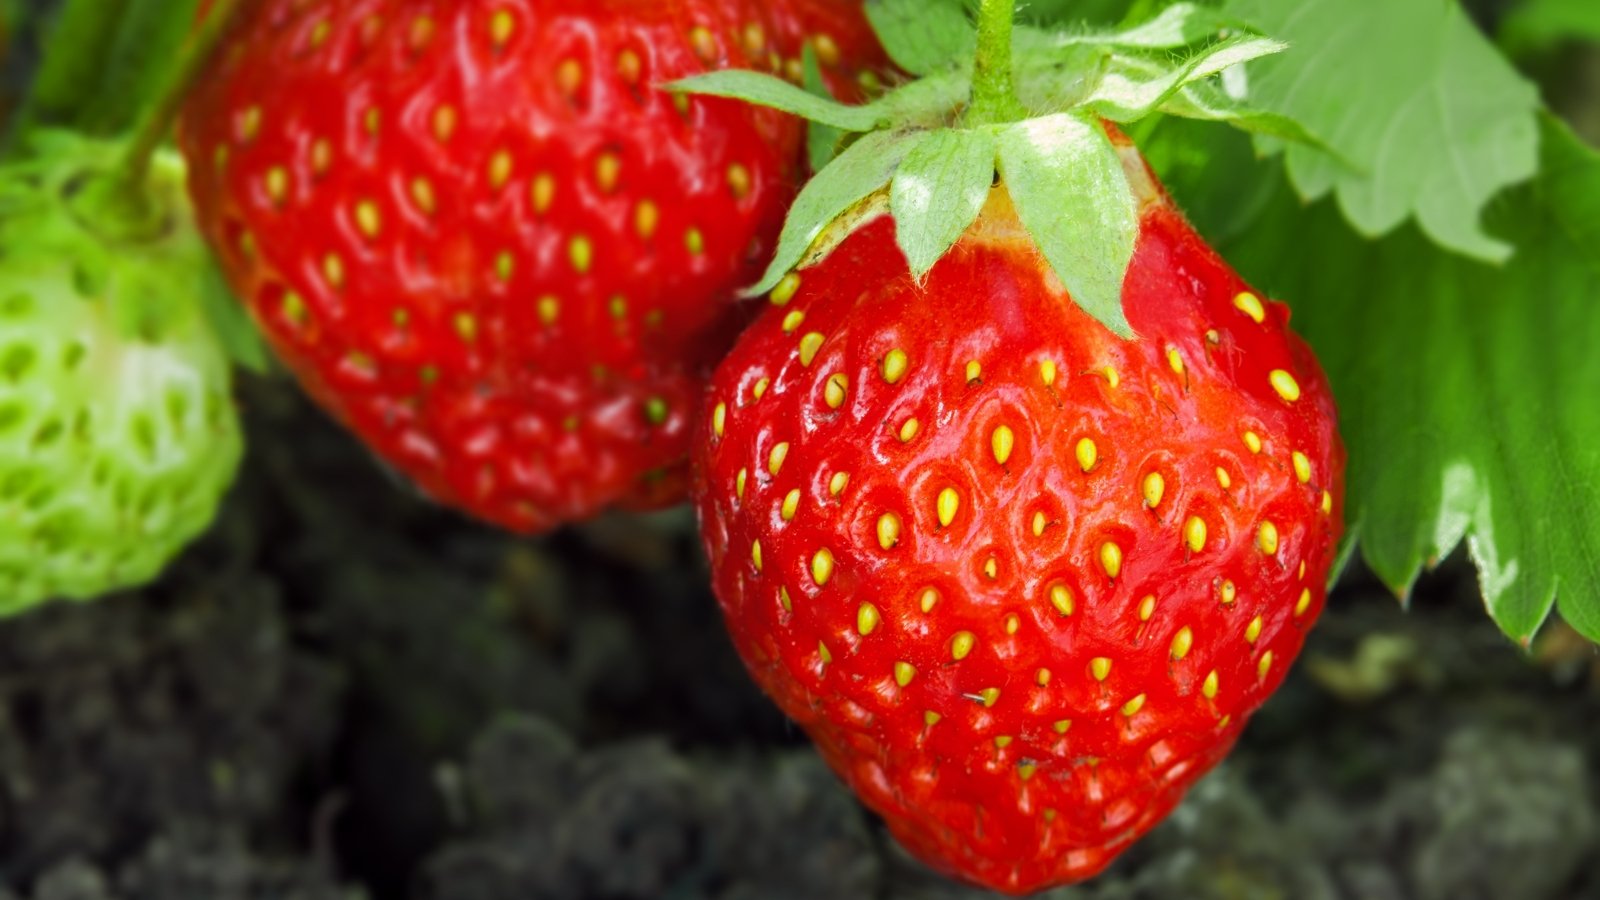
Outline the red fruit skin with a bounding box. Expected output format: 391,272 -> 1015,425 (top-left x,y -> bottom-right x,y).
693,138 -> 1345,894
179,0 -> 885,532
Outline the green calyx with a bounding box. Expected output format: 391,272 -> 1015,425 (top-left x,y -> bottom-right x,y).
0,132 -> 246,615
672,0 -> 1319,339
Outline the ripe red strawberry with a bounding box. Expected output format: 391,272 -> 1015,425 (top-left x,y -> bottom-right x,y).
692,127 -> 1344,893
178,0 -> 886,532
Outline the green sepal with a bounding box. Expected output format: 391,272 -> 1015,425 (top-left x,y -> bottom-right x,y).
996,111 -> 1138,338
1084,35 -> 1287,122
801,46 -> 844,172
666,70 -> 882,132
1031,3 -> 1246,50
747,130 -> 926,297
890,128 -> 997,280
199,259 -> 271,374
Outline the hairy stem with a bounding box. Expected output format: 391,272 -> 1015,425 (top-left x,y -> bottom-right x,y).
965,0 -> 1026,127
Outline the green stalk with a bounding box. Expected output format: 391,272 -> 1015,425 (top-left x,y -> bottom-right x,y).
6,0 -> 133,154
964,0 -> 1026,127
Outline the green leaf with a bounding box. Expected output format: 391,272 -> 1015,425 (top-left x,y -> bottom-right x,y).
801,45 -> 844,172
995,111 -> 1138,337
1226,0 -> 1541,264
1152,115 -> 1600,643
890,128 -> 997,279
1499,0 -> 1600,55
865,0 -> 974,76
1085,35 -> 1288,121
749,129 -> 925,296
667,70 -> 881,132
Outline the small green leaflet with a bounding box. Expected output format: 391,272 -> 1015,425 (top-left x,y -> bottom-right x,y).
1226,0 -> 1542,264
1084,35 -> 1287,122
890,129 -> 997,279
666,70 -> 881,132
747,130 -> 925,297
1152,116 -> 1600,644
1036,3 -> 1241,50
864,0 -> 973,76
996,112 -> 1138,338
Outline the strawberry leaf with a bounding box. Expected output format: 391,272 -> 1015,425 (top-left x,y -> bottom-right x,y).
996,111 -> 1138,338
1085,35 -> 1287,122
666,70 -> 882,132
748,130 -> 926,297
1151,115 -> 1600,643
865,0 -> 973,76
1226,0 -> 1541,264
890,128 -> 997,279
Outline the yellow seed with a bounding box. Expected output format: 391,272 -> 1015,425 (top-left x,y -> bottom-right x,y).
829,472 -> 849,496
1103,366 -> 1121,389
364,106 -> 381,135
1142,472 -> 1166,509
712,403 -> 727,437
1234,291 -> 1266,323
1202,670 -> 1219,699
813,32 -> 841,65
264,166 -> 289,204
1243,430 -> 1263,454
537,296 -> 560,325
607,295 -> 627,321
569,236 -> 593,274
354,199 -> 381,238
727,163 -> 752,199
965,360 -> 982,383
919,588 -> 939,613
488,149 -> 513,190
432,105 -> 458,142
818,642 -> 832,664
857,603 -> 880,636
1167,347 -> 1185,377
779,587 -> 791,611
1321,490 -> 1333,514
771,273 -> 801,306
948,630 -> 978,661
1220,580 -> 1237,605
1100,542 -> 1123,579
812,548 -> 835,586
1049,584 -> 1074,617
489,8 -> 515,45
455,313 -> 479,342
1138,595 -> 1156,621
323,254 -> 345,289
781,310 -> 805,333
1076,438 -> 1098,472
751,540 -> 763,571
898,418 -> 920,443
533,173 -> 556,213
1293,451 -> 1313,484
768,442 -> 789,475
1037,668 -> 1053,686
281,292 -> 308,327
1032,511 -> 1047,537
1185,516 -> 1208,553
1004,614 -> 1020,635
876,513 -> 901,550
991,425 -> 1015,466
310,139 -> 331,174
1206,328 -> 1221,344
824,373 -> 848,410
309,18 -> 332,47
557,59 -> 583,95
1299,561 -> 1307,580
685,228 -> 705,255
1245,616 -> 1264,644
983,557 -> 998,580
595,152 -> 621,192
617,48 -> 642,83
238,105 -> 261,142
1216,467 -> 1233,490
1269,369 -> 1302,403
994,735 -> 1012,748
924,711 -> 941,727
1171,627 -> 1193,660
882,348 -> 908,384
735,468 -> 747,498
894,662 -> 916,687
780,489 -> 800,522
1040,359 -> 1057,386
743,22 -> 766,53
1258,520 -> 1280,555
1295,588 -> 1313,617
936,488 -> 960,528
1091,657 -> 1112,681
410,178 -> 436,215
690,25 -> 716,61
1052,719 -> 1071,734
1121,694 -> 1146,717
634,200 -> 658,237
1258,650 -> 1274,681
1018,763 -> 1038,782
752,378 -> 770,400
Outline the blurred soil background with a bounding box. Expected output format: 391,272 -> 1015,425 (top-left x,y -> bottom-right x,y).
2,2 -> 1599,898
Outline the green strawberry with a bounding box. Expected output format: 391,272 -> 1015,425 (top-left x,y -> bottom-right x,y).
0,132 -> 243,614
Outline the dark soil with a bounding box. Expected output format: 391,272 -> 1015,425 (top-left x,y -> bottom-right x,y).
0,374 -> 1596,900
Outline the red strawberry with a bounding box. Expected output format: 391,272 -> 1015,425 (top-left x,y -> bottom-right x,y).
692,128 -> 1344,894
178,0 -> 886,532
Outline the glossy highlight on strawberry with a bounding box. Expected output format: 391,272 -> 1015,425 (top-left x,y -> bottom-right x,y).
693,134 -> 1345,894
179,0 -> 885,532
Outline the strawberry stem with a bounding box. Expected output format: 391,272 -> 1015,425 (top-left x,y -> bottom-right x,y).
965,0 -> 1025,127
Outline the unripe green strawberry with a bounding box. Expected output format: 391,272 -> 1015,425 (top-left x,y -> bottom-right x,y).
0,133 -> 243,615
